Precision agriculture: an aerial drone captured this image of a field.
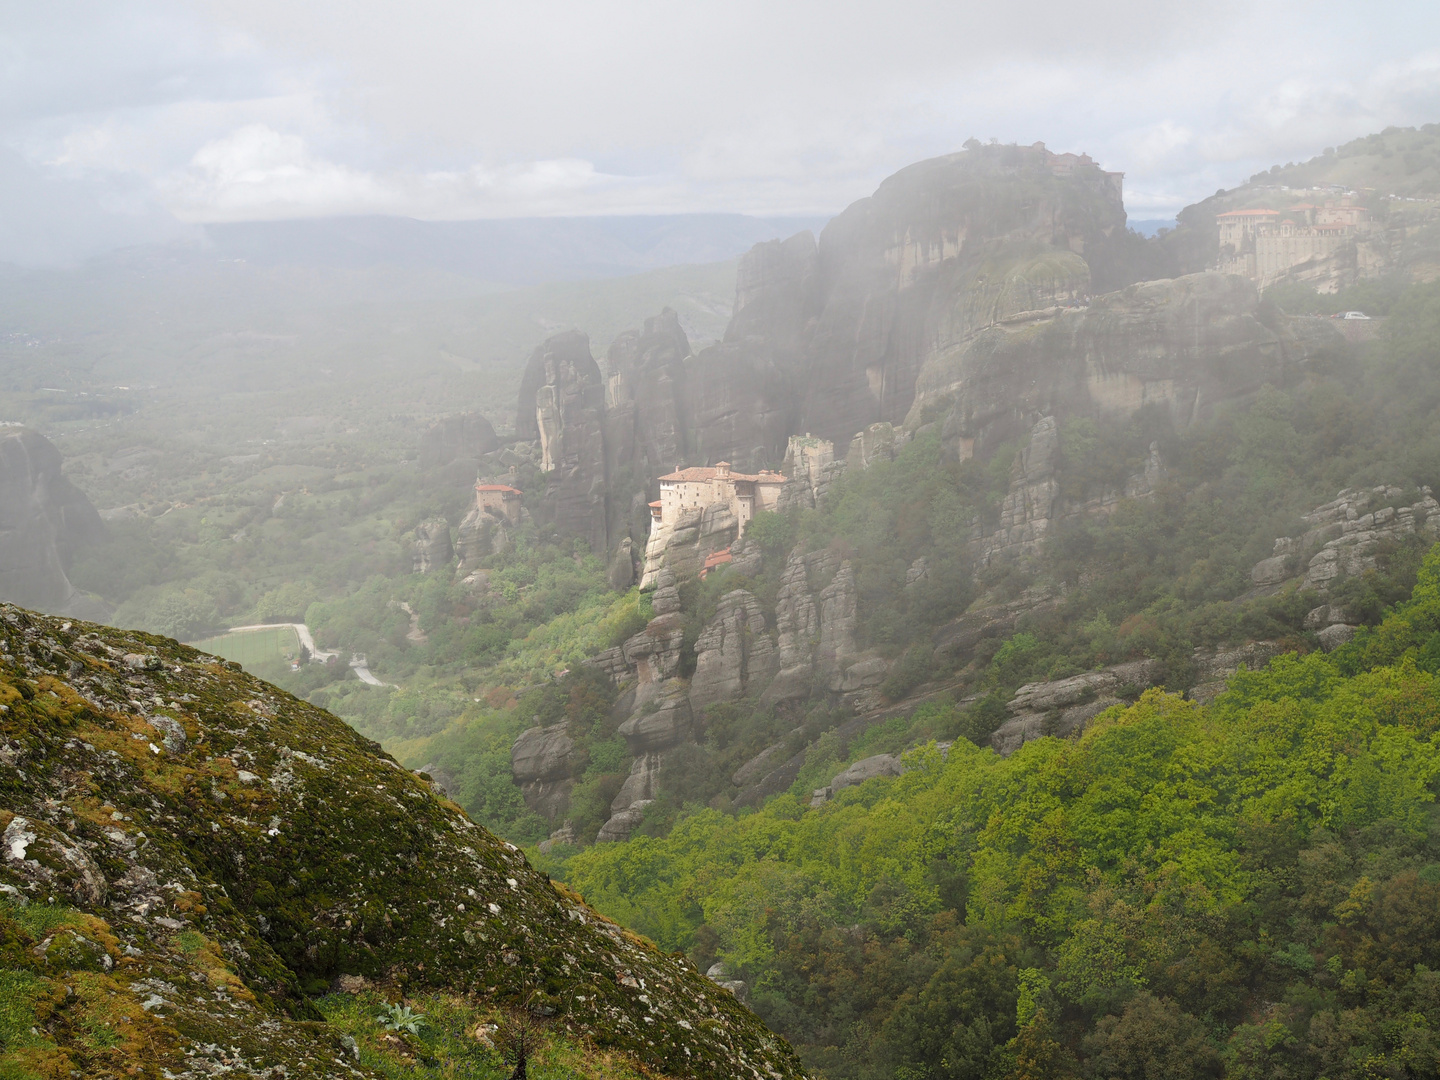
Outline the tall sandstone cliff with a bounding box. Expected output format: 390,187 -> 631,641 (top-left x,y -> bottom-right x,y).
509,141 -> 1324,558
0,429 -> 106,619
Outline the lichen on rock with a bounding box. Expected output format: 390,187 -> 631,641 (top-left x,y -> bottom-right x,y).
0,603 -> 808,1079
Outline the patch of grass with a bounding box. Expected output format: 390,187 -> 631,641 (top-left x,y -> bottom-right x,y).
193,626 -> 300,667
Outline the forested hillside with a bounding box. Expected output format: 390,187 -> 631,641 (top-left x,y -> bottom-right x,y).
557,545 -> 1440,1077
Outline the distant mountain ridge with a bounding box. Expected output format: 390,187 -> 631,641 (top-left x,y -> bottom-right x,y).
202,213 -> 832,286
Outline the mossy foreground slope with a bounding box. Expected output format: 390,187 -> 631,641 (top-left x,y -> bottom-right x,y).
0,605 -> 806,1079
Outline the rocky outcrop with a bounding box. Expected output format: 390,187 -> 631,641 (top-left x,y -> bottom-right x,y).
816,562 -> 859,690
410,517 -> 453,573
933,587 -> 1059,663
0,429 -> 107,620
762,550 -> 824,705
910,271 -> 1332,462
417,412 -> 499,468
1250,485 -> 1439,594
809,753 -> 905,806
977,417 -> 1059,564
1189,641 -> 1285,704
690,589 -> 778,712
603,308 -> 693,483
516,331 -> 610,552
991,658 -> 1164,756
789,144 -> 1134,448
0,603 -> 807,1080
510,721 -> 577,820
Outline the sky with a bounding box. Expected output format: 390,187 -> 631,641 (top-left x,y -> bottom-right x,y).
2,0 -> 1439,263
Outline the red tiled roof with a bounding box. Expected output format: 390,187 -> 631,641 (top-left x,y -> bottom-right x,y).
476,484 -> 522,494
1217,208 -> 1280,217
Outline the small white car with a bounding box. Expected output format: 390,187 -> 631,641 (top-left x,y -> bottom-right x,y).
1333,311 -> 1372,320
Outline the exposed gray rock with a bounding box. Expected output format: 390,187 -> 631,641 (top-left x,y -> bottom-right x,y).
904,557 -> 930,591
816,562 -> 859,690
0,429 -> 107,619
607,537 -> 635,591
1304,604 -> 1353,630
537,820 -> 576,855
2,814 -> 107,906
611,753 -> 664,813
511,722 -> 576,784
977,416 -> 1059,565
1317,624 -> 1358,652
596,803 -> 651,843
455,507 -> 490,567
690,589 -> 778,711
992,659 -> 1162,756
732,743 -> 790,788
1251,486 -> 1439,593
517,331 -> 610,553
617,693 -> 693,754
933,588 -> 1058,662
411,518 -> 453,574
1251,556 -> 1292,586
761,549 -> 821,706
910,270 -> 1325,462
829,753 -> 904,793
1189,641 -> 1284,704
417,412 -> 499,468
1008,659 -> 1161,715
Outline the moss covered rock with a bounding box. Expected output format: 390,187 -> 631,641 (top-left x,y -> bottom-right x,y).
0,604 -> 807,1079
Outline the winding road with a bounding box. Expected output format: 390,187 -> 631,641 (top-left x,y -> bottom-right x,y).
224,623 -> 394,687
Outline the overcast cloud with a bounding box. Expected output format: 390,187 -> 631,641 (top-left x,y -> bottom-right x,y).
1,0 -> 1438,262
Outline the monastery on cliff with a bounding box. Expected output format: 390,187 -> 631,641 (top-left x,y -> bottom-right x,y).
648,461 -> 785,534
1216,197 -> 1372,287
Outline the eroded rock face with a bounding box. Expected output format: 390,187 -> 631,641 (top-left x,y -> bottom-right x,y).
762,550 -> 823,706
604,308 -> 693,483
690,590 -> 778,712
0,429 -> 106,620
411,518 -> 453,573
792,145 -> 1132,447
911,272 -> 1327,461
417,412 -> 499,468
511,722 -> 577,820
517,332 -> 610,552
1249,485 -> 1440,594
816,562 -> 859,691
991,659 -> 1164,757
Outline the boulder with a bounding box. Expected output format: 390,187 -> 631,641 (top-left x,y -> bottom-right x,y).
1317,624 -> 1358,652
830,753 -> 904,793
617,695 -> 693,754
596,803 -> 651,843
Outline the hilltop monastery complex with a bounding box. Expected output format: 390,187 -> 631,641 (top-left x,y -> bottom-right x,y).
1216,196 -> 1373,287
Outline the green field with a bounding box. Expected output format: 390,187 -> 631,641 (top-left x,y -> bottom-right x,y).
192,626 -> 300,667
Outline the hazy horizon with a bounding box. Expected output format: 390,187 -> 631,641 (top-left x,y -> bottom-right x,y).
2,0 -> 1437,266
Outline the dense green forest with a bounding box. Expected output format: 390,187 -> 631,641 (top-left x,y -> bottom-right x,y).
543,547 -> 1440,1077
